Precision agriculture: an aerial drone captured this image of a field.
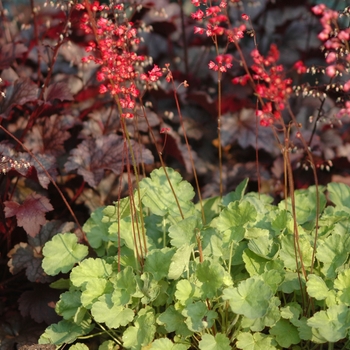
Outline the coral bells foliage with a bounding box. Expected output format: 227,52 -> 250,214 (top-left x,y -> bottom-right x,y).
76,1 -> 161,119
233,44 -> 293,127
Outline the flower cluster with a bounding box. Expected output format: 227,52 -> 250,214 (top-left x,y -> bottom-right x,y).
76,1 -> 162,119
233,44 -> 293,126
191,0 -> 246,73
311,5 -> 350,118
312,5 -> 350,80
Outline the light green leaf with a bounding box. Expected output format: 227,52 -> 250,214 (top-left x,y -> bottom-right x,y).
139,167 -> 195,218
196,260 -> 227,298
198,333 -> 231,350
222,178 -> 249,206
241,297 -> 281,332
334,269 -> 350,305
168,244 -> 193,280
222,277 -> 273,319
111,266 -> 137,306
69,344 -> 89,350
269,319 -> 300,348
98,340 -> 118,350
70,258 -> 112,288
91,294 -> 134,328
175,279 -> 201,306
327,182 -> 350,212
307,304 -> 350,342
42,233 -> 88,276
168,216 -> 200,248
39,319 -> 94,345
236,332 -> 277,350
316,231 -> 350,278
144,248 -> 175,281
150,338 -> 189,350
157,306 -> 192,338
55,290 -> 82,320
182,301 -> 217,332
242,249 -> 268,276
247,234 -> 279,259
122,308 -> 156,349
279,185 -> 326,225
70,258 -> 113,307
278,271 -> 305,293
84,207 -> 111,254
279,231 -> 313,269
306,274 -> 330,300
216,200 -> 257,243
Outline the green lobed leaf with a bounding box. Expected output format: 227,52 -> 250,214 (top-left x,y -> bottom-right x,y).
222,178 -> 249,206
70,258 -> 112,288
42,233 -> 88,276
144,248 -> 175,281
307,304 -> 350,342
306,274 -> 330,300
175,279 -> 202,306
91,293 -> 134,328
122,307 -> 156,349
168,215 -> 201,248
83,207 -> 112,255
55,290 -> 82,320
111,266 -> 137,306
98,340 -> 118,350
236,332 -> 277,350
279,230 -> 313,269
327,182 -> 350,212
222,277 -> 273,319
216,200 -> 257,243
198,333 -> 231,350
69,344 -> 89,350
70,258 -> 113,307
269,319 -> 300,348
139,167 -> 195,218
242,249 -> 268,276
278,185 -> 326,225
150,338 -> 190,350
168,244 -> 193,280
39,318 -> 94,345
316,231 -> 350,278
196,260 -> 228,298
334,269 -> 350,306
240,297 -> 281,332
157,306 -> 193,338
182,301 -> 218,332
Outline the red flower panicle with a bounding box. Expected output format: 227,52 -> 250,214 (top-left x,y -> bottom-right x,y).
77,1 -> 162,119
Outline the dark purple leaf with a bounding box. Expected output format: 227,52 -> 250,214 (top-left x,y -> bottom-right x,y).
23,153 -> 58,189
65,134 -> 154,187
18,285 -> 61,324
4,192 -> 54,237
43,82 -> 74,104
7,242 -> 53,283
0,78 -> 39,118
0,42 -> 28,70
81,107 -> 120,138
24,114 -> 73,156
221,109 -> 277,155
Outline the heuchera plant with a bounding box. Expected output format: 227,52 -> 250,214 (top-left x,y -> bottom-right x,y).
1,0 -> 350,348
39,168 -> 350,349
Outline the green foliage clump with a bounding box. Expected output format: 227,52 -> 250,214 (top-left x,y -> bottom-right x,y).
40,168 -> 350,349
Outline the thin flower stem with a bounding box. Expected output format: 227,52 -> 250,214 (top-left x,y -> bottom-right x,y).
168,75 -> 205,223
